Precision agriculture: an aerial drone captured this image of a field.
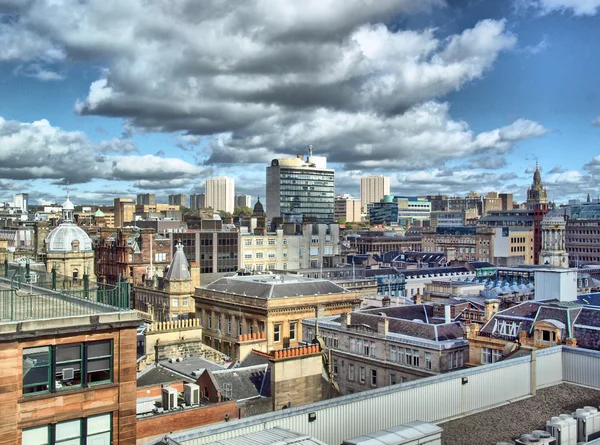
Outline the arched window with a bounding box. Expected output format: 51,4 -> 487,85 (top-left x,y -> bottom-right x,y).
72,269 -> 79,280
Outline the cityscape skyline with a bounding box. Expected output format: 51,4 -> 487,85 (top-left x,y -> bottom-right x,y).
2,1 -> 600,206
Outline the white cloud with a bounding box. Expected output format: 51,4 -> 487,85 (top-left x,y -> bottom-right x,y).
517,0 -> 600,15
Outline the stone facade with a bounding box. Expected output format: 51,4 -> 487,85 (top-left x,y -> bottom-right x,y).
422,226 -> 495,262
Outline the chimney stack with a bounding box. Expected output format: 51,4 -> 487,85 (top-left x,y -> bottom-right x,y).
444,304 -> 452,324
484,299 -> 499,323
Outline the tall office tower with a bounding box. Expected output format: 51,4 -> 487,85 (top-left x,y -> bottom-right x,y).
360,175 -> 390,212
13,193 -> 29,213
114,197 -> 135,227
136,193 -> 156,206
190,193 -> 206,210
266,146 -> 335,223
235,195 -> 252,208
168,194 -> 187,207
206,177 -> 235,213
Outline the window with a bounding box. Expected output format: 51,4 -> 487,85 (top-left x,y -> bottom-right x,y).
348,364 -> 355,381
425,352 -> 432,370
172,298 -> 179,307
390,345 -> 397,362
333,336 -> 339,348
268,238 -> 276,245
359,366 -> 366,383
238,319 -> 243,335
244,253 -> 253,259
208,314 -> 212,329
244,239 -> 253,246
371,369 -> 377,386
481,348 -> 501,364
255,252 -> 264,259
350,338 -> 356,353
274,324 -> 281,343
23,341 -> 113,396
182,298 -> 189,307
227,318 -> 232,334
283,238 -> 288,246
405,349 -> 412,366
22,413 -> 112,445
542,330 -> 551,342
363,341 -> 370,357
357,339 -> 363,354
256,239 -> 264,246
333,359 -> 338,376
390,374 -> 397,385
154,253 -> 167,262
268,251 -> 276,259
370,342 -> 376,358
289,322 -> 297,341
217,316 -> 222,331
412,349 -> 420,367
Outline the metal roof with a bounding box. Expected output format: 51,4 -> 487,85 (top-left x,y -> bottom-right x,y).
342,421 -> 442,445
203,427 -> 327,445
165,242 -> 191,281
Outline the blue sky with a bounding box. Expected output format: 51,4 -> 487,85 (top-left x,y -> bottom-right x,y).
1,0 -> 600,207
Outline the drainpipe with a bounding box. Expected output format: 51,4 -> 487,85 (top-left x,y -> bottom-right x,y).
530,349 -> 537,396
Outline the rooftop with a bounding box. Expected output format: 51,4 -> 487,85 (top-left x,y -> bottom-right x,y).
201,275 -> 349,299
202,427 -> 327,445
159,357 -> 226,378
137,363 -> 194,387
441,384 -> 600,445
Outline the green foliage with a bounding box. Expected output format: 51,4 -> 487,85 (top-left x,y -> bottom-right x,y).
233,206 -> 253,216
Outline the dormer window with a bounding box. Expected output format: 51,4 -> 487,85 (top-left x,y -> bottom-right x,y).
71,240 -> 80,253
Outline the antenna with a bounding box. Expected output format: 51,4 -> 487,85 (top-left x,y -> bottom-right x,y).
308,144 -> 314,157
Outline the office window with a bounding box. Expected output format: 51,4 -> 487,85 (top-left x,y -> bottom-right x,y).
289,322 -> 297,341
274,324 -> 281,343
412,349 -> 420,367
390,374 -> 397,385
371,369 -> 377,386
23,342 -> 113,396
22,413 -> 112,445
425,352 -> 432,370
359,366 -> 366,383
390,345 -> 397,362
348,364 -> 355,381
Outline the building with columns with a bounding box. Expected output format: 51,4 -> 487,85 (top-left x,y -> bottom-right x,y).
538,216 -> 569,267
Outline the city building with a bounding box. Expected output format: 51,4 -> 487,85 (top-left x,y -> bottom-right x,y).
133,241 -> 196,321
499,192 -> 514,211
190,193 -> 206,210
360,175 -> 390,212
266,147 -> 335,224
303,304 -> 469,395
166,220 -> 239,282
334,195 -> 362,223
367,196 -> 398,225
235,194 -> 252,208
114,197 -> 135,228
13,193 -> 29,213
492,226 -> 535,266
137,193 -> 157,206
0,271 -> 139,444
194,275 -> 360,360
206,177 -> 235,214
394,196 -> 431,225
548,203 -> 600,266
527,162 -> 549,207
482,191 -> 503,216
95,228 -> 172,288
426,193 -> 483,216
422,226 -> 495,262
239,222 -> 340,272
45,194 -> 95,280
347,231 -> 422,255
430,209 -> 478,228
539,215 -> 569,267
168,194 -> 187,207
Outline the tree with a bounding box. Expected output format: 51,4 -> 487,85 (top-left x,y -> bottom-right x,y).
233,206 -> 253,217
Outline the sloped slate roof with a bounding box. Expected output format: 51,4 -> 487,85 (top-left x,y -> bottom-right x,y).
202,276 -> 348,299
165,242 -> 191,280
211,364 -> 270,399
137,364 -> 194,387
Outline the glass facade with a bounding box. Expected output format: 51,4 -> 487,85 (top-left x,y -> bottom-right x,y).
278,168 -> 334,222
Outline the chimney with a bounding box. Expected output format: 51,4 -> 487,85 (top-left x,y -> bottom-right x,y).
484,299 -> 499,323
377,316 -> 389,336
444,304 -> 452,324
341,313 -> 351,330
382,296 -> 391,307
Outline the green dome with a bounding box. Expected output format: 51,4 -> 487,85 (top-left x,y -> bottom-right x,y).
94,208 -> 105,217
383,195 -> 394,203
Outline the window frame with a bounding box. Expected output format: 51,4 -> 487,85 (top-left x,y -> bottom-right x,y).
22,412 -> 112,445
273,323 -> 282,343
289,322 -> 297,341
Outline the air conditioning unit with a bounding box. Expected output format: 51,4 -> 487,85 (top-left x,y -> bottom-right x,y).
531,430 -> 557,445
515,434 -> 542,444
573,406 -> 600,442
184,383 -> 200,406
162,386 -> 178,410
547,415 -> 577,445
62,368 -> 74,380
136,397 -> 155,415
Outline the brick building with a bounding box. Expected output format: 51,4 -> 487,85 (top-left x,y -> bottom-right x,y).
94,228 -> 172,288
0,281 -> 140,444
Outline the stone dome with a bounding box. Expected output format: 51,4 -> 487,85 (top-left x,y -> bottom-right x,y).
253,197 -> 264,214
46,223 -> 93,252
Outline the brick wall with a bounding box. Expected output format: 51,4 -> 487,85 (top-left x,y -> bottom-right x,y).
136,401 -> 238,444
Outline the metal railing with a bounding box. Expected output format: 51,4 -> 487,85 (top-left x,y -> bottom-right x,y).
0,260 -> 131,322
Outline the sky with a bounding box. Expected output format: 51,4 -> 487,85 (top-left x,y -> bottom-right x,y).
1,0 -> 600,207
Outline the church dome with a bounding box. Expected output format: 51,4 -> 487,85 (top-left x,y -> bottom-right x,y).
253,197 -> 264,214
533,167 -> 541,184
46,223 -> 93,252
62,197 -> 75,211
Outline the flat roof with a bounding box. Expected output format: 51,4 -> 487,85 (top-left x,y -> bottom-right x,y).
440,383 -> 600,445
